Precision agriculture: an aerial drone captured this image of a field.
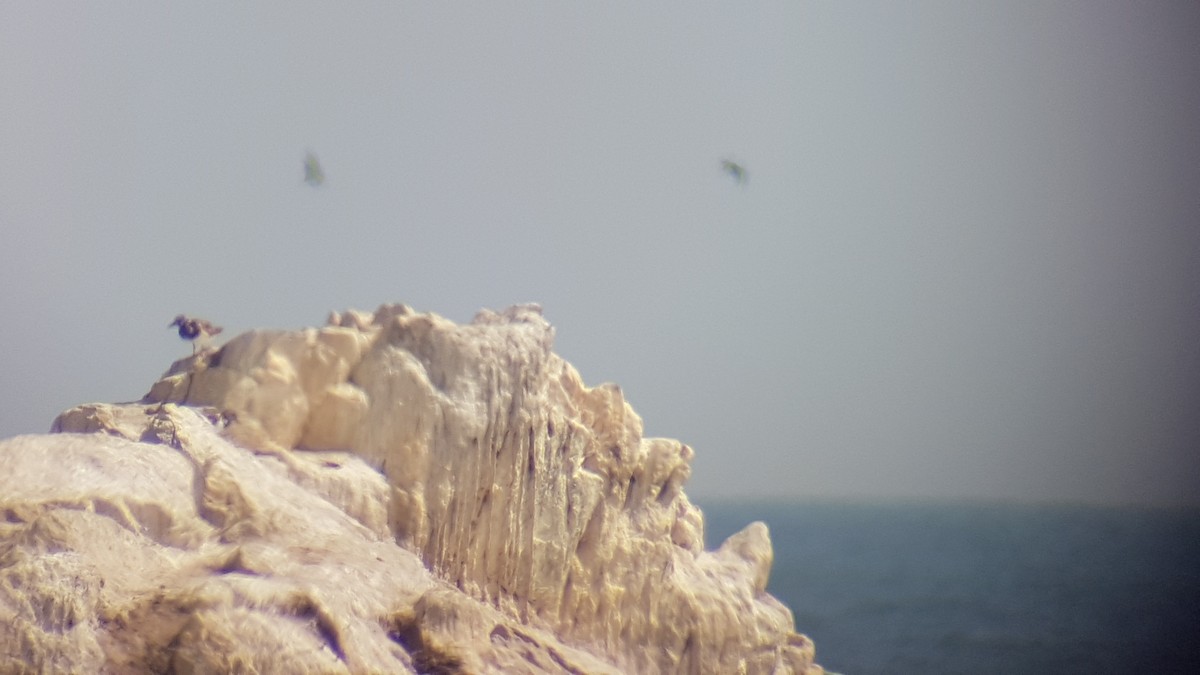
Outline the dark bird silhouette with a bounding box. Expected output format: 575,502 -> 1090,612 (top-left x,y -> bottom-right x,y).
169,315 -> 223,354
721,159 -> 747,186
304,151 -> 325,187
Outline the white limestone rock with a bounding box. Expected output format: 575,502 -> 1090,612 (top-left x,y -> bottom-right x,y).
0,303 -> 825,673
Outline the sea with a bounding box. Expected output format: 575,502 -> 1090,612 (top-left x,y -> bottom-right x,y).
702,500 -> 1200,675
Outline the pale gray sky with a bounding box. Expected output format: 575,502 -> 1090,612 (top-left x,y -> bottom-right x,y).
2,2 -> 1198,506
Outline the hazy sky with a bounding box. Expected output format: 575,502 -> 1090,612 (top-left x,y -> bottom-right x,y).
2,3 -> 1198,506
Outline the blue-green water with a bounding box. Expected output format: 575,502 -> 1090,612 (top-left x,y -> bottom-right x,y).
703,500 -> 1200,674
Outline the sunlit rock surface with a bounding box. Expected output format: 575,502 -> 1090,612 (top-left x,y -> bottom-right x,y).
0,303 -> 824,673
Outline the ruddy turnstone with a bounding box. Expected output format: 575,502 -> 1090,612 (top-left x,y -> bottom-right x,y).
304,151 -> 325,187
721,158 -> 747,186
169,315 -> 223,353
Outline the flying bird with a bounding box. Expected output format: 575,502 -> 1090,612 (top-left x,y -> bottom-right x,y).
721,159 -> 747,186
304,151 -> 325,187
169,315 -> 223,354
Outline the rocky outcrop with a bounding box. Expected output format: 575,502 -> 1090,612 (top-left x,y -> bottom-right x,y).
0,303 -> 823,673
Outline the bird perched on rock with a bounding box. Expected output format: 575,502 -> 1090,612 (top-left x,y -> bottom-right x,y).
169,315 -> 223,354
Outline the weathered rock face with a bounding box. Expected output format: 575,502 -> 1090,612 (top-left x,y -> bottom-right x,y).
0,303 -> 824,674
